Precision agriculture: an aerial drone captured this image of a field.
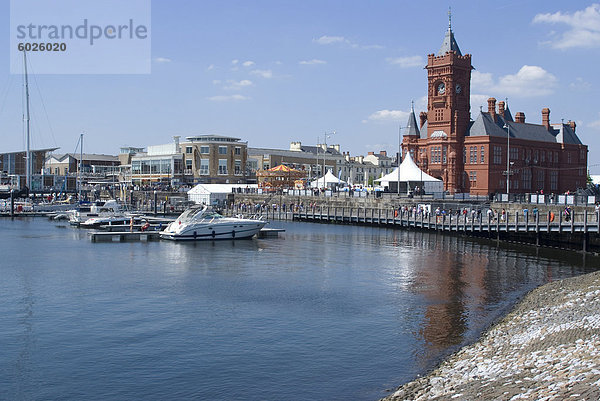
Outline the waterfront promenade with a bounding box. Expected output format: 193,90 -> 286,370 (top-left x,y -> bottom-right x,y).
382,270 -> 600,401
222,201 -> 600,252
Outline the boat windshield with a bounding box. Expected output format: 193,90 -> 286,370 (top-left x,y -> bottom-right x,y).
177,206 -> 223,223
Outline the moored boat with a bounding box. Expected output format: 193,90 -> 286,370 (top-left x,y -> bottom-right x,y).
160,205 -> 267,240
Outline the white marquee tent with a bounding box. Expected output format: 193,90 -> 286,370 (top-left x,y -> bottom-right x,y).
188,184 -> 258,205
375,152 -> 443,194
310,170 -> 346,188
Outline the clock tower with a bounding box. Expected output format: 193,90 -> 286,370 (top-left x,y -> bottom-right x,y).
425,13 -> 472,193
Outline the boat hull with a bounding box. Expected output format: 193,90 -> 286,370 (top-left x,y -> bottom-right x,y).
160,221 -> 266,241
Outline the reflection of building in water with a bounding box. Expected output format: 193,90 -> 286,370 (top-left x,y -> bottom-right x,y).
414,235 -> 488,357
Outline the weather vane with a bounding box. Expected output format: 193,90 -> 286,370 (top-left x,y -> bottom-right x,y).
448,6 -> 452,30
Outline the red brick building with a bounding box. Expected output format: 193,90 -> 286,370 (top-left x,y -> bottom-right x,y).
402,21 -> 587,195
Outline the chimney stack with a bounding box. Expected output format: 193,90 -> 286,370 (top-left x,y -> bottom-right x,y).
569,120 -> 576,133
419,112 -> 427,128
515,112 -> 526,123
379,150 -> 387,157
488,98 -> 497,121
368,151 -> 374,155
498,101 -> 505,118
542,108 -> 550,130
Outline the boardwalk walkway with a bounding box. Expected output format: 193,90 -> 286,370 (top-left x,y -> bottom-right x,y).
225,205 -> 600,252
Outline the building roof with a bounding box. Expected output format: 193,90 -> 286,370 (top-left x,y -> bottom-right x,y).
185,134 -> 242,142
467,111 -> 583,145
48,153 -> 119,162
437,27 -> 462,56
420,121 -> 428,139
1,147 -> 58,156
249,146 -> 342,159
298,145 -> 341,156
405,105 -> 420,137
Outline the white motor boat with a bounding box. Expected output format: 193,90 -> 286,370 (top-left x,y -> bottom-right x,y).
69,200 -> 133,227
160,205 -> 267,241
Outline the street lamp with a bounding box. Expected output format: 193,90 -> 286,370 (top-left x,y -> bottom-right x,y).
398,125 -> 402,196
322,131 -> 335,189
503,123 -> 510,196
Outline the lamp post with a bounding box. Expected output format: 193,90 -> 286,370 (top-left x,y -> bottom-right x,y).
397,125 -> 402,196
322,131 -> 335,189
503,123 -> 510,197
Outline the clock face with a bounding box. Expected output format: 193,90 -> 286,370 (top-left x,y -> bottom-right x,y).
437,83 -> 445,95
455,84 -> 462,94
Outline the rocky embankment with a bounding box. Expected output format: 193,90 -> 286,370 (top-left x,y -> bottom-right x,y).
383,271 -> 600,401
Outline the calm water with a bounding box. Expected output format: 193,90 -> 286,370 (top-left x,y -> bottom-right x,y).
1,217 -> 597,401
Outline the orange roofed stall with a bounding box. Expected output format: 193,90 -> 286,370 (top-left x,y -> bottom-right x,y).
257,165 -> 307,191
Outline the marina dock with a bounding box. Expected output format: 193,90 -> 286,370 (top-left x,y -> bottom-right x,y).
289,206 -> 600,252
89,227 -> 285,242
89,231 -> 161,242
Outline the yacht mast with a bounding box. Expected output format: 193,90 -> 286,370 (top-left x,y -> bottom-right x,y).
23,50 -> 31,190
79,132 -> 83,199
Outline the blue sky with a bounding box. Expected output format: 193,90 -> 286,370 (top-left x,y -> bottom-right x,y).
2,1 -> 600,171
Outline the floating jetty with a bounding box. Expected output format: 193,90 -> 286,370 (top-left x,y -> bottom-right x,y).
89,231 -> 161,242
89,227 -> 284,242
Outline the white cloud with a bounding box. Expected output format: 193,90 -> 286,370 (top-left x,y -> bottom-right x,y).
250,69 -> 273,78
363,109 -> 410,124
206,64 -> 216,71
589,113 -> 600,128
313,35 -> 383,50
224,79 -> 253,90
299,59 -> 327,65
212,79 -> 221,85
498,66 -> 557,96
314,35 -> 346,45
471,65 -> 558,97
231,59 -> 239,65
242,61 -> 255,67
533,4 -> 600,49
471,71 -> 494,88
569,77 -> 591,91
470,94 -> 491,112
208,94 -> 249,102
154,57 -> 171,63
387,56 -> 424,68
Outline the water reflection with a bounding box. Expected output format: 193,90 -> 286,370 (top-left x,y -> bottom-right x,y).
1,218 -> 598,401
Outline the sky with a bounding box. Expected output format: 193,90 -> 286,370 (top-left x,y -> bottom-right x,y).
1,1 -> 600,171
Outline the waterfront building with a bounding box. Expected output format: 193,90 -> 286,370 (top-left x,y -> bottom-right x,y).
130,135 -> 248,185
248,142 -> 393,187
45,153 -> 120,176
402,18 -> 587,195
0,147 -> 58,189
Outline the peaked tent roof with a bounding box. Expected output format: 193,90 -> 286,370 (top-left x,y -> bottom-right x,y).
310,169 -> 346,187
376,152 -> 441,183
268,164 -> 300,172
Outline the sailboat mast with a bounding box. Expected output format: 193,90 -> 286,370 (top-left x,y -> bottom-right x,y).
79,132 -> 83,199
23,50 -> 31,190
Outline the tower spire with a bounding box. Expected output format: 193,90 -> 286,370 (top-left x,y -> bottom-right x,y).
437,9 -> 462,56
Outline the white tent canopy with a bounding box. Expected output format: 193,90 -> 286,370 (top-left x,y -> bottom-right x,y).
188,184 -> 258,205
376,152 -> 443,193
311,169 -> 346,188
